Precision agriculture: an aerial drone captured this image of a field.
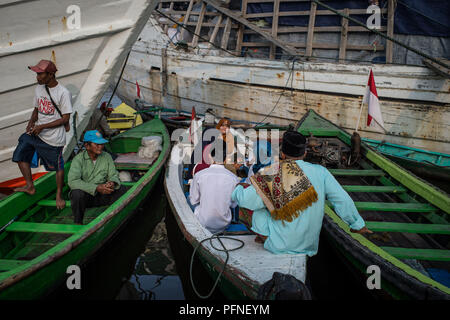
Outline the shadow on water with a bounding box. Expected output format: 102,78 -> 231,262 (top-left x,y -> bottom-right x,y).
164,203 -> 226,300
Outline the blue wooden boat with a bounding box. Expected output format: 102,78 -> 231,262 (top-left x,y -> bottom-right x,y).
362,138 -> 450,183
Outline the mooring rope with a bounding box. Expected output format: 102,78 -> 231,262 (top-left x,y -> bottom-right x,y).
189,232 -> 245,299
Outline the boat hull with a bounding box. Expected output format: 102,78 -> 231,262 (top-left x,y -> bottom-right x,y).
0,172 -> 160,299
0,119 -> 170,299
116,18 -> 450,155
164,142 -> 308,300
0,0 -> 159,182
164,181 -> 260,299
322,214 -> 445,300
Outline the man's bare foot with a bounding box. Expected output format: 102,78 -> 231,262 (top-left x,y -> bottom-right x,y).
254,235 -> 267,244
56,197 -> 66,210
14,185 -> 35,195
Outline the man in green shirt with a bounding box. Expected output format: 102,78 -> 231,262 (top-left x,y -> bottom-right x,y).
68,130 -> 126,224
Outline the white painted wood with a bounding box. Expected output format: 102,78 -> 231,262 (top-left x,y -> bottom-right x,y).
0,0 -> 159,182
165,142 -> 307,292
115,18 -> 450,154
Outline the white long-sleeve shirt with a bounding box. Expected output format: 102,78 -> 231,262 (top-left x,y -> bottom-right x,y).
189,164 -> 240,234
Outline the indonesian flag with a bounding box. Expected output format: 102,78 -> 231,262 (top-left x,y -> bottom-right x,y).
189,107 -> 200,145
362,69 -> 385,130
136,81 -> 141,98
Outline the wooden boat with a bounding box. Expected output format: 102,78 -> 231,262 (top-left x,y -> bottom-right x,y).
116,0 -> 450,155
0,0 -> 159,183
164,127 -> 308,299
107,102 -> 144,132
362,138 -> 450,183
296,110 -> 450,299
0,118 -> 170,299
0,172 -> 48,196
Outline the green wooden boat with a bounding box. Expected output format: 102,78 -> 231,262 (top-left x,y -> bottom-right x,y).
0,118 -> 170,299
362,138 -> 450,183
296,110 -> 450,299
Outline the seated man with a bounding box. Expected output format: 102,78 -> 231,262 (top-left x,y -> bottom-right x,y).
68,130 -> 126,224
189,148 -> 240,234
231,130 -> 372,255
84,102 -> 118,138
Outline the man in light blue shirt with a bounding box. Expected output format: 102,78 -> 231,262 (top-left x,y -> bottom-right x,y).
231,130 -> 371,256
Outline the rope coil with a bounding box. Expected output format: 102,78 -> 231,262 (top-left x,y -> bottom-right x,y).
189,232 -> 245,299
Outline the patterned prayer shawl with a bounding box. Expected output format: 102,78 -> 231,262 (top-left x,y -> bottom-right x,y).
250,159 -> 318,222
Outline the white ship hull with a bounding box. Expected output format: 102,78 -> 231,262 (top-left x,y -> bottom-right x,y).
116,17 -> 450,154
0,0 -> 159,182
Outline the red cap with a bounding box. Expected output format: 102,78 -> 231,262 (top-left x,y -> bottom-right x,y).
28,60 -> 58,73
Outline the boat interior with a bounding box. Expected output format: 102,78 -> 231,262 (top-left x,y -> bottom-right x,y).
296,112 -> 450,288
0,125 -> 164,273
180,117 -> 449,289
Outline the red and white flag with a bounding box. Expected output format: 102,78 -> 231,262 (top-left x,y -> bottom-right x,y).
362,69 -> 385,130
136,81 -> 141,98
189,106 -> 200,145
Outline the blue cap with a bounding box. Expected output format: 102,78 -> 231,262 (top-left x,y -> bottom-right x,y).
83,130 -> 108,144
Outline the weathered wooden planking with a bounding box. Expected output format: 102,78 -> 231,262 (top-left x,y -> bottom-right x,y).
117,20 -> 450,153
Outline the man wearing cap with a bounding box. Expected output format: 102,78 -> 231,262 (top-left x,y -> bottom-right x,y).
232,130 -> 371,256
68,130 -> 126,224
12,59 -> 72,210
84,101 -> 118,138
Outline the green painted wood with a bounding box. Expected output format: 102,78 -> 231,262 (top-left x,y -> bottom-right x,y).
364,143 -> 450,214
380,247 -> 450,261
365,221 -> 450,235
362,138 -> 450,167
296,110 -> 450,297
0,260 -> 27,272
327,201 -> 437,213
359,159 -> 448,225
37,200 -> 72,208
5,222 -> 85,234
121,182 -> 136,187
342,185 -> 407,193
0,118 -> 170,299
329,169 -> 385,176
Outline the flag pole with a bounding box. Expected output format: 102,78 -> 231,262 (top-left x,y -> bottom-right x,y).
355,99 -> 364,132
355,69 -> 372,132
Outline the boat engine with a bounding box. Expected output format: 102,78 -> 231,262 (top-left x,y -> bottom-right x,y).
305,135 -> 352,168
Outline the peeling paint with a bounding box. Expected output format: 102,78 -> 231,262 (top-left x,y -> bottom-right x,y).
51,50 -> 56,64
61,16 -> 68,32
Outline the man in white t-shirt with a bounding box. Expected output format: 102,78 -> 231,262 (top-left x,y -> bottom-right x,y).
12,60 -> 73,209
189,147 -> 241,234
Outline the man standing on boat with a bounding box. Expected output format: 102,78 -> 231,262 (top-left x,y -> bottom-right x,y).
232,130 -> 372,254
12,60 -> 72,210
68,130 -> 126,224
